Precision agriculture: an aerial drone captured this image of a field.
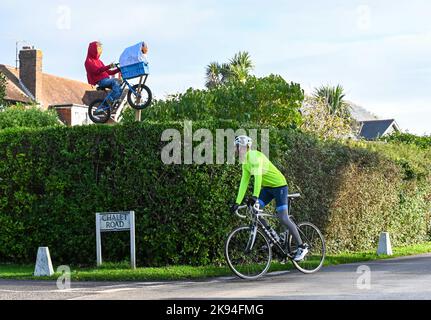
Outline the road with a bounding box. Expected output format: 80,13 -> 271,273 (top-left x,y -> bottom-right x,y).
1,254 -> 431,300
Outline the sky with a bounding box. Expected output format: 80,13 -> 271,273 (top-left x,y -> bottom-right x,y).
0,0 -> 430,135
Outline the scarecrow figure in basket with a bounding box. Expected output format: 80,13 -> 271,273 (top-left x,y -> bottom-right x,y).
119,41 -> 149,69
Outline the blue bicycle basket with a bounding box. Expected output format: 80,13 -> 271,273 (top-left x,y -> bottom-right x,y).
120,62 -> 150,80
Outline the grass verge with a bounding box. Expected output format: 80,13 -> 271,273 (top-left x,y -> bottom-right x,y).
1,242 -> 430,282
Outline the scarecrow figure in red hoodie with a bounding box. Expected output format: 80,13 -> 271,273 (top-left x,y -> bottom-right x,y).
85,41 -> 121,103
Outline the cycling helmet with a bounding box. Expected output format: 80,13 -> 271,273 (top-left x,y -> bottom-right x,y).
234,135 -> 253,148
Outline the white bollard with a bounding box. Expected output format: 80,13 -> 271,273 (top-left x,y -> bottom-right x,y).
34,247 -> 55,277
377,232 -> 393,256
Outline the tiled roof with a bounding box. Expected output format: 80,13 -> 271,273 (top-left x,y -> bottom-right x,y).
0,64 -> 99,107
359,119 -> 399,140
0,65 -> 32,103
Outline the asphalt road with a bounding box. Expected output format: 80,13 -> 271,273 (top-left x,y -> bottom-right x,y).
1,254 -> 431,300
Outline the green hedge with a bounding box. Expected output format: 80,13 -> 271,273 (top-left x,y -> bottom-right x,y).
122,75 -> 304,129
0,122 -> 430,266
382,132 -> 431,150
0,121 -> 241,266
273,134 -> 431,252
0,106 -> 61,130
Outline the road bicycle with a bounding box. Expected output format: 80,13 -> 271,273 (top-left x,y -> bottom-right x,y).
225,193 -> 326,280
88,63 -> 152,124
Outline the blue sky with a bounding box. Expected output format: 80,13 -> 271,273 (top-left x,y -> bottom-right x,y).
0,0 -> 430,134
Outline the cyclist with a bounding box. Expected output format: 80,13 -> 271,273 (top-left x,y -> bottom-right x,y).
85,41 -> 121,109
230,135 -> 309,262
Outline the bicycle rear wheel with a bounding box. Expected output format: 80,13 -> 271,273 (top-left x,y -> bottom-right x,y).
288,222 -> 326,274
88,99 -> 111,124
225,226 -> 272,280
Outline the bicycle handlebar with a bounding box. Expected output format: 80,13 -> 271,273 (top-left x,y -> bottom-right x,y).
234,204 -> 264,219
234,205 -> 248,219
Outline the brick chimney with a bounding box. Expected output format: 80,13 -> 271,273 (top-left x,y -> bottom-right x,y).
19,48 -> 43,102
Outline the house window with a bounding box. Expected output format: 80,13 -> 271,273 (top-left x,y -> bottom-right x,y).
73,109 -> 89,126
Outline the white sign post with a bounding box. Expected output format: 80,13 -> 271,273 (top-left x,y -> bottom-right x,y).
96,211 -> 136,269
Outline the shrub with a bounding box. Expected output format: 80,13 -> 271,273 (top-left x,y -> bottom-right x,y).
0,105 -> 61,130
128,75 -> 304,129
382,132 -> 431,150
0,122 -> 430,266
271,132 -> 431,253
0,122 -> 239,266
301,96 -> 353,140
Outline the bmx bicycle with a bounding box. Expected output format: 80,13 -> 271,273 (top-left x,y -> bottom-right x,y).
225,193 -> 326,280
88,62 -> 152,124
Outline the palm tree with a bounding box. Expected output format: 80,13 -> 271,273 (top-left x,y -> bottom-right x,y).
313,84 -> 350,118
229,51 -> 254,82
205,62 -> 223,89
205,51 -> 254,88
222,63 -> 233,79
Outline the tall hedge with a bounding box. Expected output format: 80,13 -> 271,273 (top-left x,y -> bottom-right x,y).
273,133 -> 431,252
0,121 -> 430,266
122,75 -> 304,129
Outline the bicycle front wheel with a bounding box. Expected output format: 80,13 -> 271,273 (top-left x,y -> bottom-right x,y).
225,226 -> 272,280
288,222 -> 326,274
127,84 -> 152,110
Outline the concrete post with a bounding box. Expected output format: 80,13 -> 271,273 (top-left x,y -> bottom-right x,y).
377,232 -> 393,256
34,247 -> 54,277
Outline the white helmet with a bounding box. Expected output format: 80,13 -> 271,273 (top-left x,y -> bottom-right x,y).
234,135 -> 253,148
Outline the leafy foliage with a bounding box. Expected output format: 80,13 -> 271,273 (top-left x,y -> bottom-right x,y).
0,122 -> 430,266
205,51 -> 254,88
228,51 -> 254,82
135,75 -> 304,129
205,62 -> 230,89
0,105 -> 61,130
301,96 -> 353,140
313,84 -> 351,119
382,132 -> 431,149
272,131 -> 431,253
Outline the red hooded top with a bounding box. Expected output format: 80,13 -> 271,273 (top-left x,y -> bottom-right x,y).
85,41 -> 120,85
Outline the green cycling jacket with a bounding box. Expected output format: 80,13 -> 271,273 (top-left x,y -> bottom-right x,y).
235,150 -> 287,205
